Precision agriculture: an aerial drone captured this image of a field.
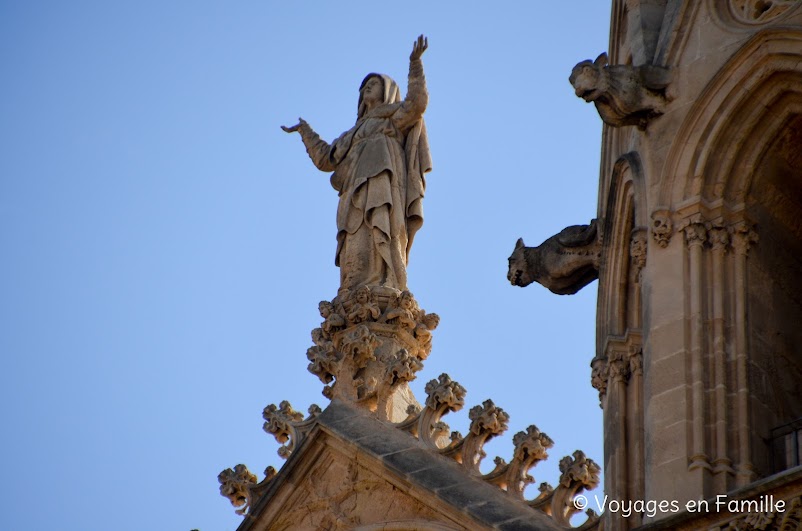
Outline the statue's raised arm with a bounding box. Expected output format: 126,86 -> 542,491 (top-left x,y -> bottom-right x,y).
282,35 -> 432,294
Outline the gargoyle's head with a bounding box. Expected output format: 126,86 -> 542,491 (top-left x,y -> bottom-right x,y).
508,238 -> 535,287
569,53 -> 609,102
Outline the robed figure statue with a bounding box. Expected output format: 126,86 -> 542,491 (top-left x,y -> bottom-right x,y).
282,35 -> 431,293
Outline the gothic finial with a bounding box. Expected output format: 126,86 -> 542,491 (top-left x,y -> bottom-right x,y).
218,464 -> 258,516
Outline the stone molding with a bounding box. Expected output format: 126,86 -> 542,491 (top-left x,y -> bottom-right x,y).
649,209 -> 758,253
222,372 -> 603,529
591,331 -> 643,406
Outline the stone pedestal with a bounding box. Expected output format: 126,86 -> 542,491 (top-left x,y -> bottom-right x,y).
306,286 -> 439,422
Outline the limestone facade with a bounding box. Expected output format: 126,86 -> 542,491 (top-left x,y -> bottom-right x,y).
581,1 -> 802,529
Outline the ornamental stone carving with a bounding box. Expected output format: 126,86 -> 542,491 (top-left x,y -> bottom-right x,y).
218,464 -> 258,516
395,372 -> 601,529
569,53 -> 672,129
423,373 -> 466,414
681,217 -> 708,247
281,36 -> 431,293
732,222 -> 759,256
709,224 -> 731,251
262,401 -> 321,459
628,346 -> 643,376
307,287 -> 439,411
592,333 -> 642,407
226,32 -> 602,530
508,219 -> 601,295
630,229 -> 648,278
726,0 -> 800,24
548,451 -> 602,527
651,210 -> 674,248
590,356 -> 609,404
222,373 -> 602,529
384,348 -> 423,386
607,348 -> 630,384
559,450 -> 601,490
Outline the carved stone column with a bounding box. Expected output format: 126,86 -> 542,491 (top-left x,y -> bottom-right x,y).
681,218 -> 713,480
709,224 -> 734,491
627,345 -> 644,527
732,222 -> 758,486
607,344 -> 631,528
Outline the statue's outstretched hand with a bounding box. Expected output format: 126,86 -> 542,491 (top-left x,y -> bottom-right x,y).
281,118 -> 308,133
410,35 -> 428,61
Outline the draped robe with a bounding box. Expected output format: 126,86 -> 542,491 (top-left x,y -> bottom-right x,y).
300,61 -> 431,292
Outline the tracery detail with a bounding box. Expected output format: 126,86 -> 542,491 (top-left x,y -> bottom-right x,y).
727,0 -> 800,24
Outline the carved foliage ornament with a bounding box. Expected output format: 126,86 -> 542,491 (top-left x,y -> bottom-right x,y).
590,344 -> 642,406
308,287 -> 438,401
262,401 -> 321,459
218,464 -> 256,515
680,217 -> 708,247
220,373 -> 602,529
396,373 -> 601,529
218,401 -> 321,515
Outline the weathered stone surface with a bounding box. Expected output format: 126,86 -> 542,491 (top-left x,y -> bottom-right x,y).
569,53 -> 672,129
234,400 -> 569,531
308,287 -> 438,421
508,220 -> 601,294
552,4 -> 802,530
282,35 -> 431,293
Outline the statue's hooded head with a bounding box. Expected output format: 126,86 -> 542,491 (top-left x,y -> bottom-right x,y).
357,73 -> 401,119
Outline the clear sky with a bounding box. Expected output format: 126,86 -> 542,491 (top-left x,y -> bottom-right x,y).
0,2 -> 610,530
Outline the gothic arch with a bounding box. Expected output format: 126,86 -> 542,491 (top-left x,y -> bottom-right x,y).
654,27 -> 802,483
595,153 -> 647,524
658,28 -> 802,210
599,152 -> 647,346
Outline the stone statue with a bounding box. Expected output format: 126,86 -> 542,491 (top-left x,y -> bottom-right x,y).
282,35 -> 431,293
569,53 -> 672,129
508,220 -> 601,295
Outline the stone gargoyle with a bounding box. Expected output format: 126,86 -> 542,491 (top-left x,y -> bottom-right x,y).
569,53 -> 672,129
508,219 -> 601,295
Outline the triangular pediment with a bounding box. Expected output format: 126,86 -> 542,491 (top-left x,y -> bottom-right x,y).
236,401 -> 565,531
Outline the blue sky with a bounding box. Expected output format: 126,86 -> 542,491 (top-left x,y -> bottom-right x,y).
0,2 -> 610,530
